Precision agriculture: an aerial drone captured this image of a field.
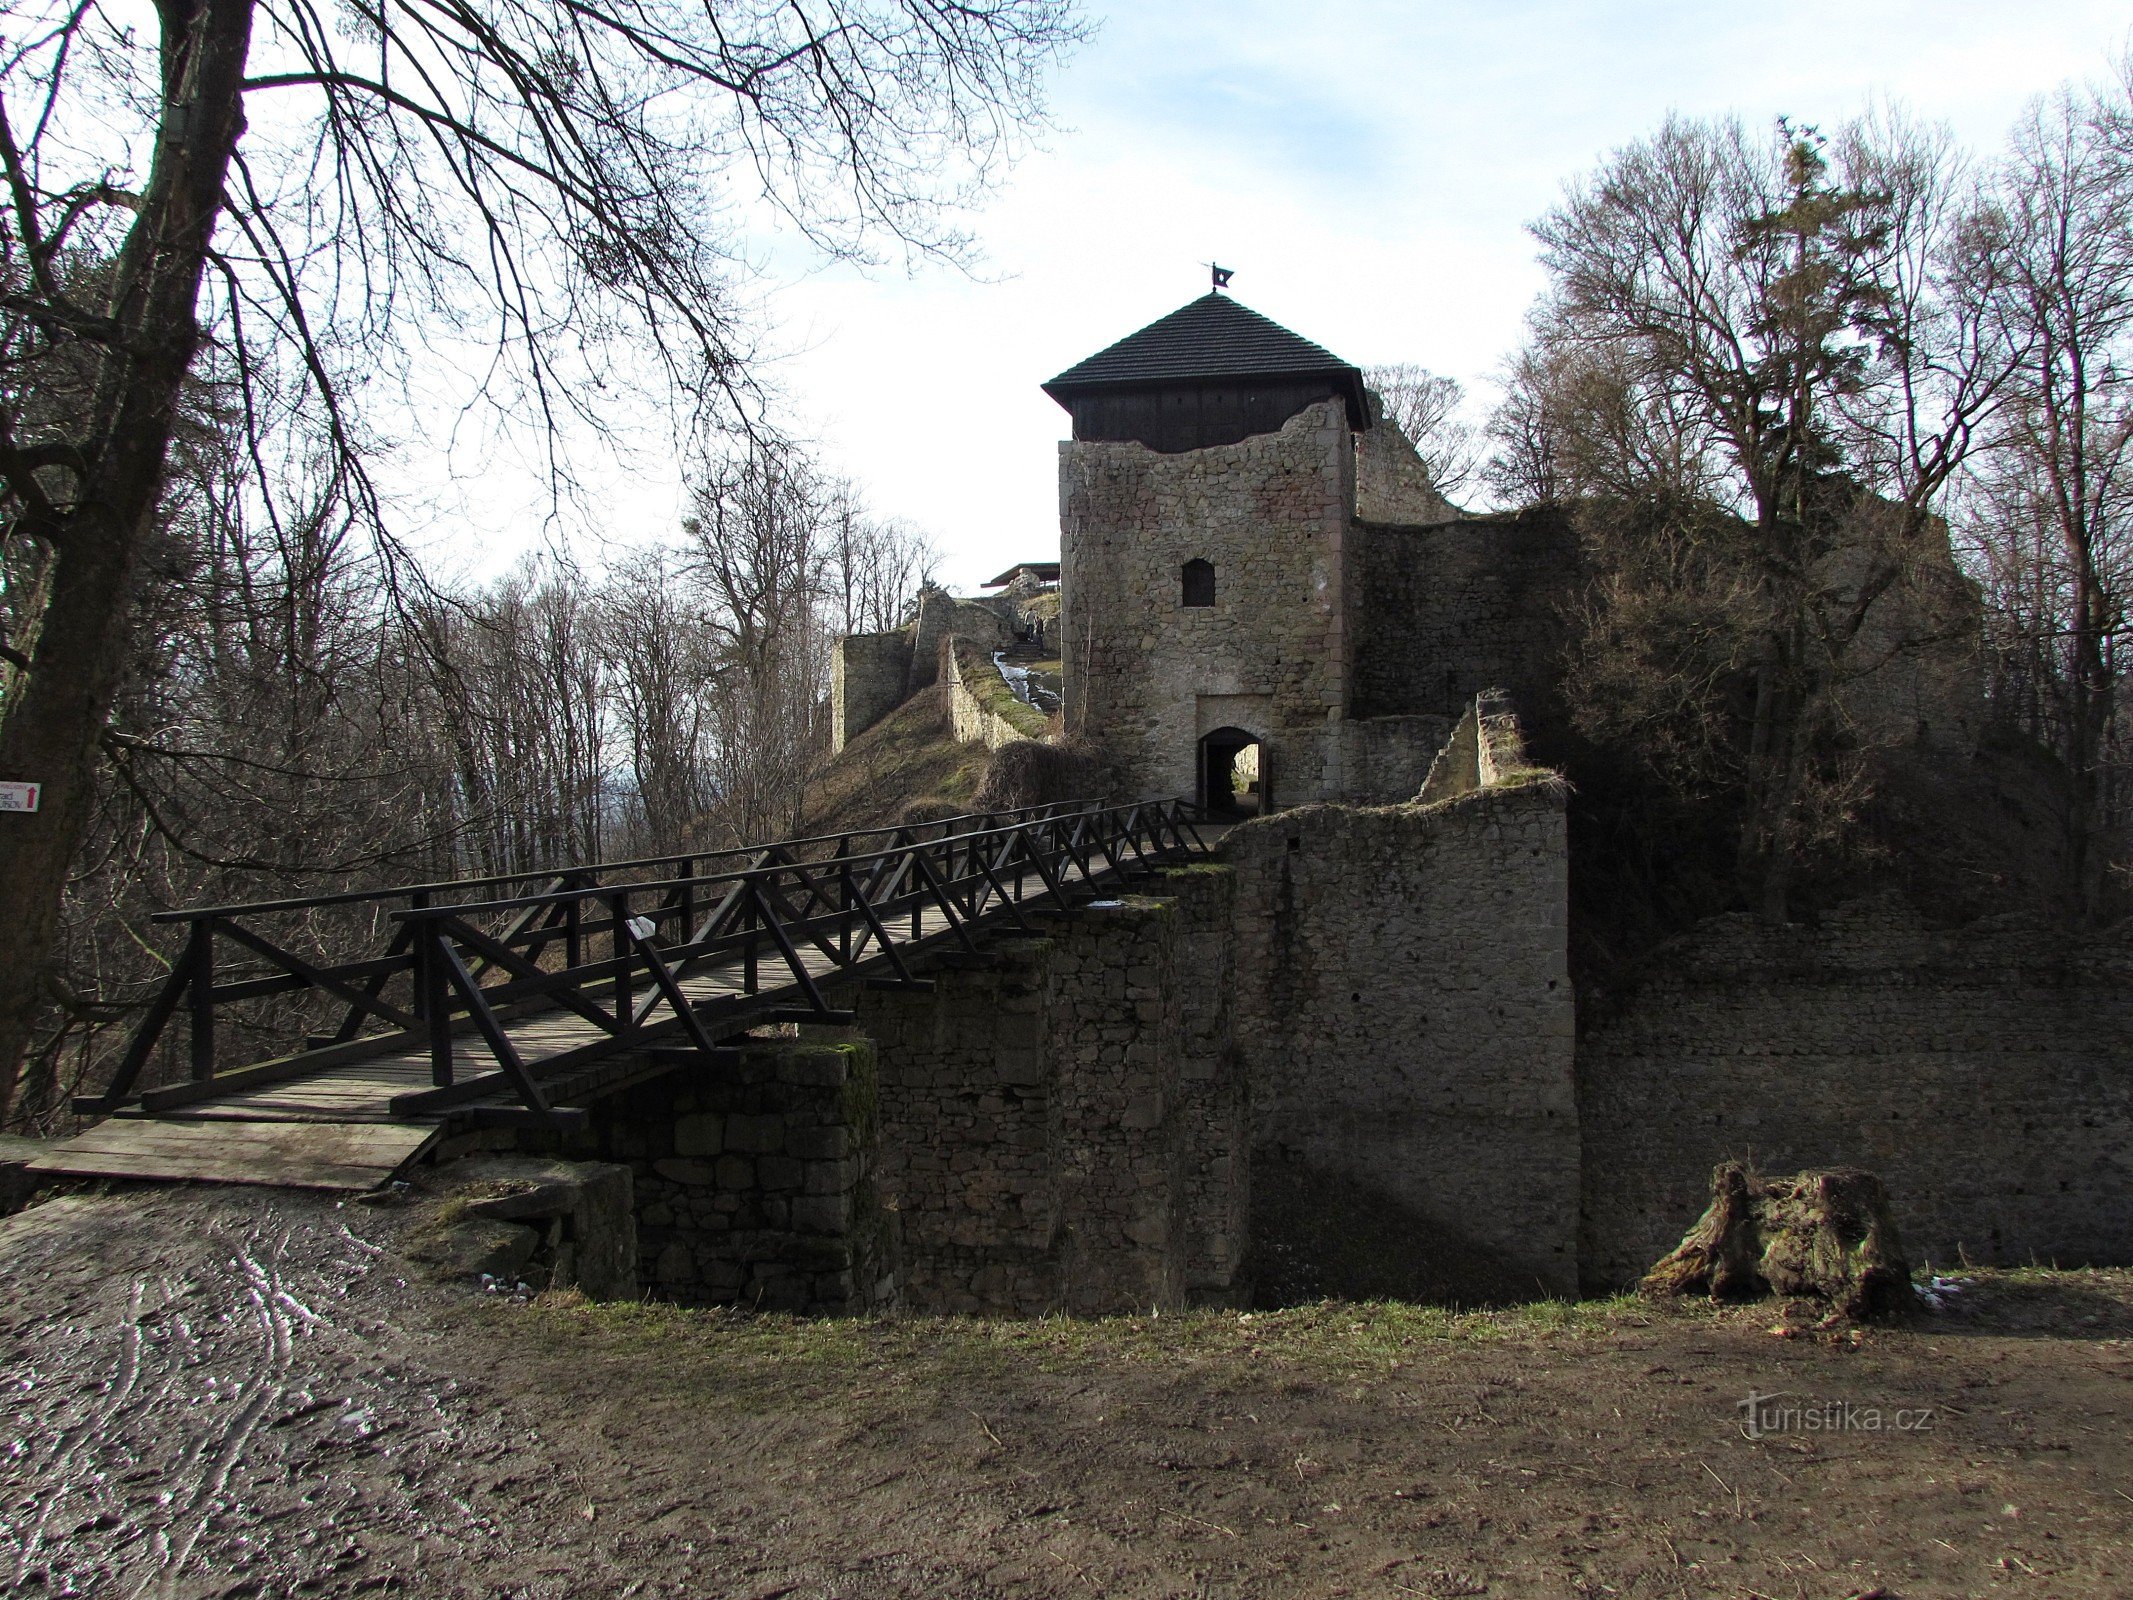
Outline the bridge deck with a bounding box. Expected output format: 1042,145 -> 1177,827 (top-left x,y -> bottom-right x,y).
31,806 -> 1204,1191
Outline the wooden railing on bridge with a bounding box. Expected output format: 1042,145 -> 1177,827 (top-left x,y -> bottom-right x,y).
80,798 -> 1211,1125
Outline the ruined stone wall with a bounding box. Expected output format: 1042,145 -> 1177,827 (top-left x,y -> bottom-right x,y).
1354,416 -> 1461,525
943,638 -> 1048,752
857,946 -> 1065,1315
857,881 -> 1247,1315
909,589 -> 1014,694
1351,510 -> 1582,722
1060,400 -> 1355,803
831,630 -> 912,752
1820,508 -> 1987,754
573,1037 -> 891,1314
1337,715 -> 1453,805
1224,787 -> 1581,1297
1579,895 -> 2133,1288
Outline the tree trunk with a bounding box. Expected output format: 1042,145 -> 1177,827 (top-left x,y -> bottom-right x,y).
0,0 -> 257,1122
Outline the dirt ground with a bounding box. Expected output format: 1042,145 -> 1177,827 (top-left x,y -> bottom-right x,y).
4,1188 -> 2130,1599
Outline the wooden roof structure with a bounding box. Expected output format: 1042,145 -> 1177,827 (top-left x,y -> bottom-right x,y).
1043,293 -> 1370,429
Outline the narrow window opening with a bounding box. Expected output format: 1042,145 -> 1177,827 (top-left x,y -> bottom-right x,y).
1181,558 -> 1216,608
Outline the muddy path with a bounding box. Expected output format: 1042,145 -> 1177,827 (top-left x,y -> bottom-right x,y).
1,1190 -> 631,1599
5,1186 -> 2133,1599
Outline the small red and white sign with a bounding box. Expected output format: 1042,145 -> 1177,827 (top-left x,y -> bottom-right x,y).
0,781 -> 41,813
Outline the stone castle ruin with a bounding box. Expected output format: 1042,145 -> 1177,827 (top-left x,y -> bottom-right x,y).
782,289 -> 2131,1313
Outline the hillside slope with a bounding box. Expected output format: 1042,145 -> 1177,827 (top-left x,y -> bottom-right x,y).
801,686 -> 992,836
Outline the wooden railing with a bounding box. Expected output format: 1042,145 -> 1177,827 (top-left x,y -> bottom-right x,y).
80,798 -> 1210,1121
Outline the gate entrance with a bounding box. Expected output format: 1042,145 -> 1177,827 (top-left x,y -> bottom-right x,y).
1199,727 -> 1266,817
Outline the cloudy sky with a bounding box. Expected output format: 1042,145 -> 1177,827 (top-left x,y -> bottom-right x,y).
430,1 -> 2133,591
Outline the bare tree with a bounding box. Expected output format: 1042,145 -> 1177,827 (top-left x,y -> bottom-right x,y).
1365,362 -> 1480,501
0,0 -> 1084,1116
597,546 -> 722,855
1514,114 -> 2014,917
823,484 -> 938,636
1957,74 -> 2133,911
686,441 -> 831,842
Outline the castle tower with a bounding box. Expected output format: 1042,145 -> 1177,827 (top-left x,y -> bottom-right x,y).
1046,291 -> 1373,810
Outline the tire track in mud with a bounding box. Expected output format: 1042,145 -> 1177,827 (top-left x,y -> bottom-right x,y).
2,1188 -> 625,1599
130,1221 -> 302,1599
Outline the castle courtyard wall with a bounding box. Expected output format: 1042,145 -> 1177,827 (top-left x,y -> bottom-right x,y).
1351,510 -> 1583,723
1579,894 -> 2133,1288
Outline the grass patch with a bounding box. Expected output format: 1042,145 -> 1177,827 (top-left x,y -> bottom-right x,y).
509,1294 -> 1652,1413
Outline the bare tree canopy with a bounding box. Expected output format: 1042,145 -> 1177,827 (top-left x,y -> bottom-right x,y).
0,0 -> 1083,1116
1503,114 -> 2016,917
1954,68 -> 2133,911
1364,362 -> 1479,502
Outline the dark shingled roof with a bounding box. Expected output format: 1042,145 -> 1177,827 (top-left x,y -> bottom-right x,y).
1043,293 -> 1369,424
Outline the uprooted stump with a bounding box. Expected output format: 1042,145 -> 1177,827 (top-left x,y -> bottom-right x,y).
1642,1162 -> 1913,1321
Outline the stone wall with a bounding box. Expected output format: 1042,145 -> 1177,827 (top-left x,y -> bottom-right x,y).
856,880 -> 1247,1315
1048,896 -> 1190,1313
858,945 -> 1065,1315
1223,785 -> 1581,1297
1579,894 -> 2133,1288
1338,715 -> 1453,805
832,630 -> 912,752
909,588 -> 1015,694
1061,400 -> 1356,803
1419,692 -> 1535,806
1354,415 -> 1462,525
1160,865 -> 1248,1300
943,638 -> 1048,752
571,1036 -> 893,1314
1351,509 -> 1583,723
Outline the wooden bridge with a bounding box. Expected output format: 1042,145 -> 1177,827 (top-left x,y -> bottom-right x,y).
29,799 -> 1213,1191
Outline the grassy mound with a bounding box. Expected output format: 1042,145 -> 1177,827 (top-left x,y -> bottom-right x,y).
802,686 -> 993,836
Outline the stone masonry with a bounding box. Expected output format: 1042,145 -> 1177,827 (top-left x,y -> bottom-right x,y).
568,1035 -> 893,1314
1060,400 -> 1359,803
1224,782 -> 1582,1297
855,875 -> 1247,1315
831,629 -> 912,752
1579,894 -> 2133,1288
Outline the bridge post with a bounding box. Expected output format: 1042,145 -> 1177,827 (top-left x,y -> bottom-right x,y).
419,917 -> 454,1087
186,919 -> 215,1081
610,890 -> 634,1030
679,858 -> 696,953
743,880 -> 759,993
408,891 -> 431,1024
834,839 -> 852,962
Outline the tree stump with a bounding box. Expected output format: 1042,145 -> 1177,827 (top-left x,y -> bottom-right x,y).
1641,1162 -> 1913,1320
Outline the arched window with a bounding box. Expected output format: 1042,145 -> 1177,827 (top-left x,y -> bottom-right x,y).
1181,558 -> 1215,607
